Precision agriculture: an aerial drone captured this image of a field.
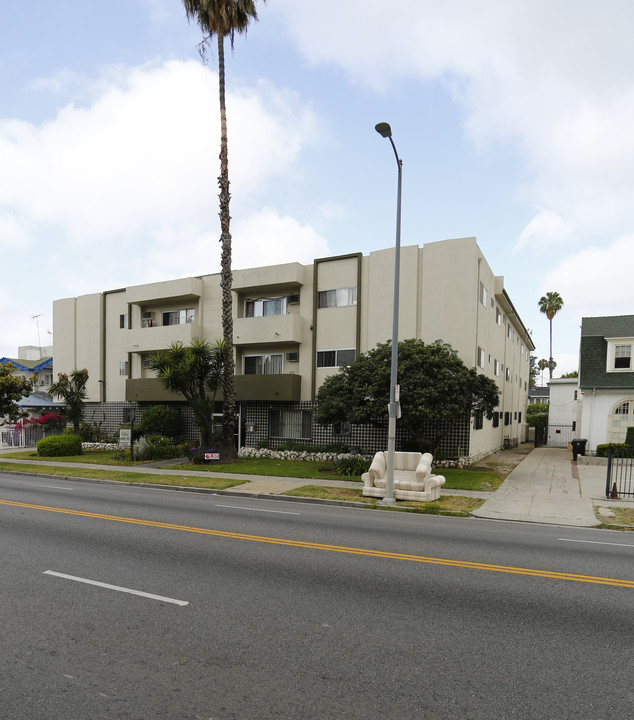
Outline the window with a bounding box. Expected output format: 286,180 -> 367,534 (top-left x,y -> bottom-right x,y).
505,367 -> 511,381
474,410 -> 483,430
119,361 -> 128,376
494,359 -> 500,376
333,421 -> 351,436
245,296 -> 287,317
143,359 -> 153,369
496,308 -> 502,326
504,412 -> 510,426
608,400 -> 634,443
244,353 -> 283,375
615,344 -> 632,370
518,412 -> 522,423
492,413 -> 499,428
507,324 -> 513,339
477,347 -> 486,369
317,349 -> 356,368
318,287 -> 357,309
162,308 -> 195,326
269,409 -> 311,439
479,282 -> 488,308
119,314 -> 128,329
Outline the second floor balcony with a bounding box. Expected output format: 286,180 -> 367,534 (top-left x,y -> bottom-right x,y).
234,313 -> 301,346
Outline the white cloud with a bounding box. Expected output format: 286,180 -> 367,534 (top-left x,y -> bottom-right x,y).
542,236 -> 634,321
275,1 -> 634,253
0,59 -> 323,356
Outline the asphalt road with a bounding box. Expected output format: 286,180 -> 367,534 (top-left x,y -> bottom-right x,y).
2,472 -> 634,719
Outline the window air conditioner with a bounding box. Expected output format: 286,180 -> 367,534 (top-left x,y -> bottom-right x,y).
288,294 -> 300,305
286,352 -> 299,362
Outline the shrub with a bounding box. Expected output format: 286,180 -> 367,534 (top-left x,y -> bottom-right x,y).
79,422 -> 102,442
137,405 -> 183,439
37,434 -> 83,457
596,443 -> 632,458
135,435 -> 181,461
335,456 -> 371,477
625,427 -> 634,447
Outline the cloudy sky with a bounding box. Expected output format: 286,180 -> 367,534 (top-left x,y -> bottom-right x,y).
2,0 -> 633,379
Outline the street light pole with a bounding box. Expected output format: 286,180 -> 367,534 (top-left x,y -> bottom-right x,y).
375,122 -> 402,506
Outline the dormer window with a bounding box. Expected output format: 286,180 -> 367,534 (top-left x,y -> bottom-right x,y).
607,339 -> 634,372
615,345 -> 631,369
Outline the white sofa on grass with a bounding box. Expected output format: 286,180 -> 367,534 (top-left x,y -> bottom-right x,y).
362,451 -> 446,501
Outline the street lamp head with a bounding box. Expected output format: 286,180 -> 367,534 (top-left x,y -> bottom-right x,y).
375,122 -> 392,138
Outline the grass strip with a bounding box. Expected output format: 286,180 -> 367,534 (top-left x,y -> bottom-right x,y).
0,462 -> 247,490
281,485 -> 485,516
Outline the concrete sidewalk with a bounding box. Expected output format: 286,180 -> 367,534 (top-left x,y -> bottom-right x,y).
471,446 -> 634,527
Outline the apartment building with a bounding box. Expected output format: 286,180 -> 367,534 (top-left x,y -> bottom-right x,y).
53,237 -> 534,460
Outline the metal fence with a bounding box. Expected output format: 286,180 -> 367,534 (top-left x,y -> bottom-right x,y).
606,445 -> 634,499
0,425 -> 50,450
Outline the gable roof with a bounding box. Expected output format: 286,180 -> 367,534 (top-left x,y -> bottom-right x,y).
0,356 -> 53,373
581,315 -> 634,338
580,315 -> 634,390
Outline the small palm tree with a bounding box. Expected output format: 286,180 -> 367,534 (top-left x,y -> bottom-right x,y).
49,368 -> 89,434
538,291 -> 564,379
182,0 -> 264,455
150,338 -> 228,450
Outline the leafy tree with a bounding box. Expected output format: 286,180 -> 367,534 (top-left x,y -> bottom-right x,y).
560,370 -> 578,378
49,368 -> 89,433
527,402 -> 549,426
538,291 -> 564,379
529,354 -> 538,388
0,362 -> 35,422
182,0 -> 264,454
137,404 -> 183,439
149,338 -> 228,451
316,339 -> 500,453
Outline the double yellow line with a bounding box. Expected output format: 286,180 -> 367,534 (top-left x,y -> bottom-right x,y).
3,498 -> 634,589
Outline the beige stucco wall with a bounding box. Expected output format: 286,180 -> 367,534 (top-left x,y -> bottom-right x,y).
52,237 -> 533,453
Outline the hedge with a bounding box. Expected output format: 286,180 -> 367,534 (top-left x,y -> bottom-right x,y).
37,434 -> 83,457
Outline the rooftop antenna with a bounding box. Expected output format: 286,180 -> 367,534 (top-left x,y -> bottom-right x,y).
31,314 -> 43,356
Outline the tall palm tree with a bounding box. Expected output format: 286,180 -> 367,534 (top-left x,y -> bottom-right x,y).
538,291 -> 564,379
182,0 -> 263,454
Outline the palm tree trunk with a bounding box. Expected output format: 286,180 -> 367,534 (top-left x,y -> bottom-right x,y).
217,31 -> 236,456
549,318 -> 553,379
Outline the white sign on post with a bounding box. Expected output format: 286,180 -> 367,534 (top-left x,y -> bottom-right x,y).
119,429 -> 131,444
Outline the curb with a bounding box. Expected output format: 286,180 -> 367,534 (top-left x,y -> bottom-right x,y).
0,469 -> 370,509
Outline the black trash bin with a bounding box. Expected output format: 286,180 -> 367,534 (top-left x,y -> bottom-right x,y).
571,438 -> 587,461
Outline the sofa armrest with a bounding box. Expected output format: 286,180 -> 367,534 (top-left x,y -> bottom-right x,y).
363,452 -> 386,487
415,452 -> 434,483
425,475 -> 446,490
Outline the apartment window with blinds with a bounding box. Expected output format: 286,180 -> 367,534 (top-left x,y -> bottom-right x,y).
245,296 -> 287,317
479,282 -> 488,308
162,308 -> 195,326
269,409 -> 312,440
317,287 -> 357,309
317,349 -> 356,368
477,347 -> 486,369
244,354 -> 283,375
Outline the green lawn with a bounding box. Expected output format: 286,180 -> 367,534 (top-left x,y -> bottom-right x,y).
0,451 -> 504,491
